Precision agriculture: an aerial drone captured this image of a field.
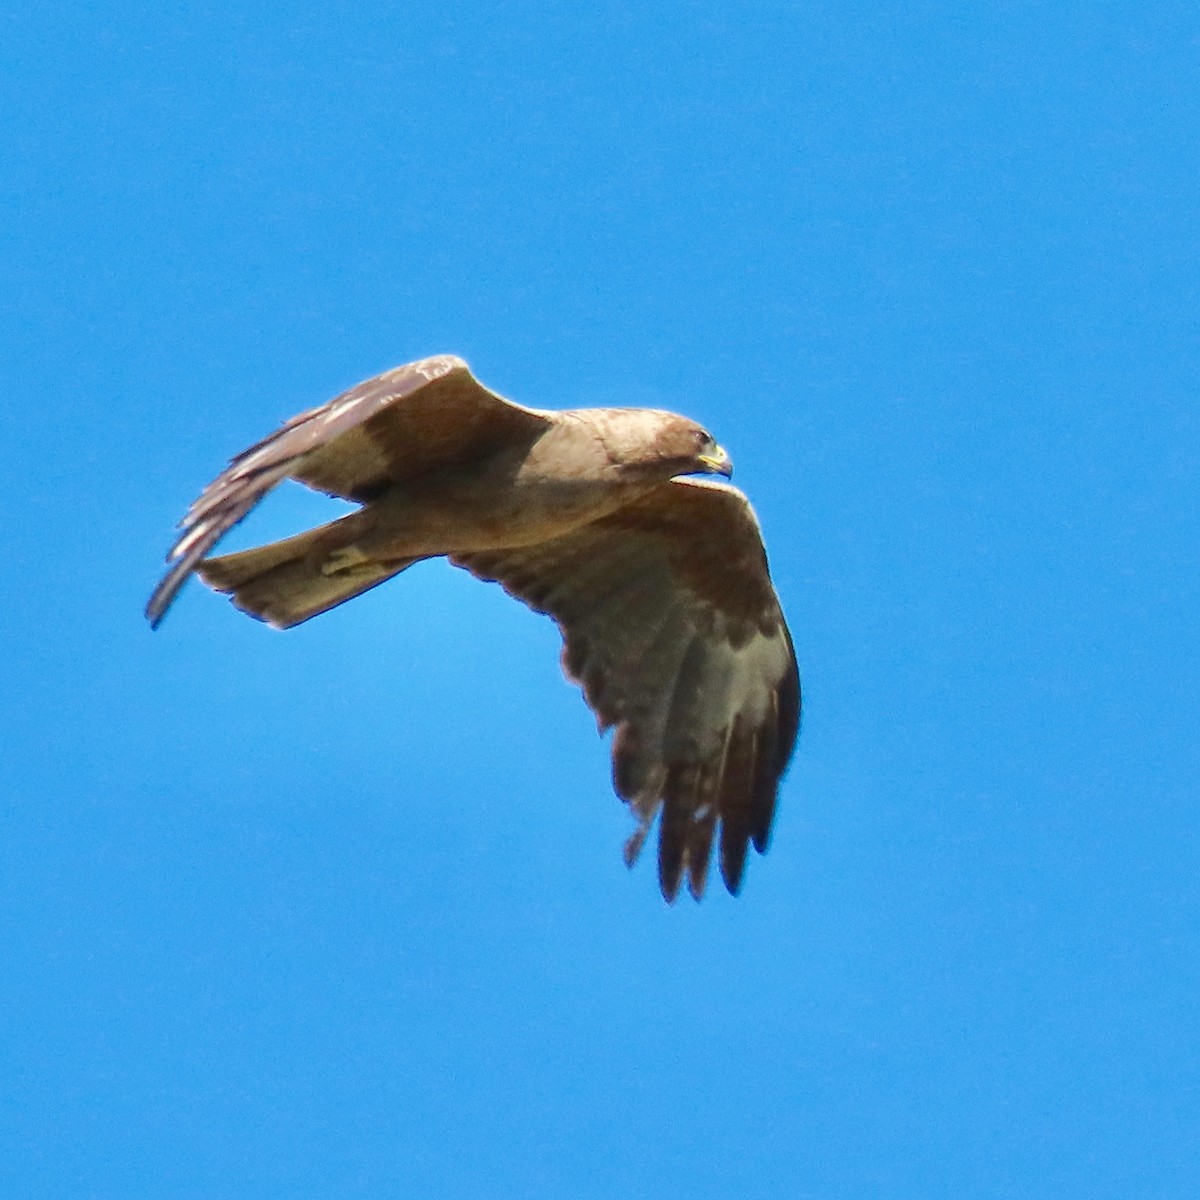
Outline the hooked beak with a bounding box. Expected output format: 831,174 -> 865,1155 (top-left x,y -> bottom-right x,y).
698,445 -> 734,478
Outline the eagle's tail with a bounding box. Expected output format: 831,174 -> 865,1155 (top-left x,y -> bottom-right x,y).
197,517 -> 422,629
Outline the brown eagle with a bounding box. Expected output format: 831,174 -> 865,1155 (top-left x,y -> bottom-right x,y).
147,356 -> 800,901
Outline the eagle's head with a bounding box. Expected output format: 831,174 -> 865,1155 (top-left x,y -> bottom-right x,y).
596,409 -> 734,483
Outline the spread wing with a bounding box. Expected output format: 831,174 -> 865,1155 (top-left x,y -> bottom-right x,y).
147,356 -> 550,627
453,478 -> 800,901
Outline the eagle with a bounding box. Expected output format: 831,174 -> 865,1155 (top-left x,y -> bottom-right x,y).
147,356 -> 800,901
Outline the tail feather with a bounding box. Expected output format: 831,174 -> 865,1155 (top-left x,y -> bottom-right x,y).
197,521 -> 420,628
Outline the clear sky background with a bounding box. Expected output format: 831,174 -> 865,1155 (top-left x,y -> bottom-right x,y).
3,3 -> 1197,1197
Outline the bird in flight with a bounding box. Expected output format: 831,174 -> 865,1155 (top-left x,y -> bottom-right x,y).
148,356 -> 800,901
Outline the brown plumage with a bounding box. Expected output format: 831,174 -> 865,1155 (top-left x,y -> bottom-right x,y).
147,355 -> 800,900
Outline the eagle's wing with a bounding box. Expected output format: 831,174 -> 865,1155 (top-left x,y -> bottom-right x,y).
453,478 -> 800,901
147,356 -> 550,627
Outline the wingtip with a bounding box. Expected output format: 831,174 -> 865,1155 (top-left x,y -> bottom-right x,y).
622,824 -> 648,869
719,845 -> 749,897
145,560 -> 193,629
144,587 -> 170,630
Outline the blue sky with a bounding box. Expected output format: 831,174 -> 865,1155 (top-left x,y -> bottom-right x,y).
3,2 -> 1198,1196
